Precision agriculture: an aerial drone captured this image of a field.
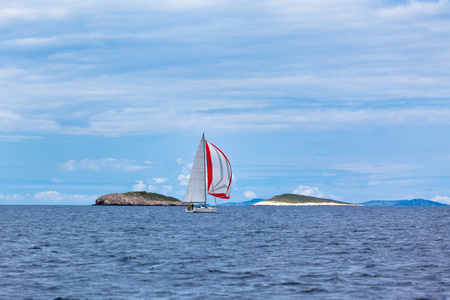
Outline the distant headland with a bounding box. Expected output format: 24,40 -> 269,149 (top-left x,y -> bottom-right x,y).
251,194 -> 362,206
360,199 -> 447,206
94,191 -> 185,206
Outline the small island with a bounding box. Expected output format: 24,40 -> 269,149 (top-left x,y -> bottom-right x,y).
360,199 -> 447,206
252,193 -> 362,206
94,191 -> 185,206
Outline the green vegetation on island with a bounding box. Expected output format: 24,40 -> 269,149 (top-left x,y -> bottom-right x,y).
123,191 -> 180,202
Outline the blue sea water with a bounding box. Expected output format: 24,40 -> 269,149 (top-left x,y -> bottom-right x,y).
0,206 -> 449,299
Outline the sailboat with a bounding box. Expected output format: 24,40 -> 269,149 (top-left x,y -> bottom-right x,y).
184,134 -> 232,213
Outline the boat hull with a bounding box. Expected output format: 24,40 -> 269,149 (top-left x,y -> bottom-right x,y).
185,206 -> 217,213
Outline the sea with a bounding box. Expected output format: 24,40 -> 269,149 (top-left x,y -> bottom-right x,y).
0,206 -> 449,299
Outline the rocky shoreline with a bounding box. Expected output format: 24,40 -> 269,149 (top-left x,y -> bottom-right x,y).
94,192 -> 185,206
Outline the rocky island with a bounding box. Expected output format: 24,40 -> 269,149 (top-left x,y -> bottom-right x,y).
252,193 -> 362,206
94,191 -> 185,206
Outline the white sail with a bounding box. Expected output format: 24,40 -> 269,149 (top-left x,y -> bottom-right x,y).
206,140 -> 232,199
184,135 -> 206,204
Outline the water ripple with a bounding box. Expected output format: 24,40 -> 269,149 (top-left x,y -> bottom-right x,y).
0,206 -> 449,299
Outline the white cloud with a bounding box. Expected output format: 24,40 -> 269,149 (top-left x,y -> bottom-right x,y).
60,158 -> 152,172
146,0 -> 220,11
145,184 -> 173,195
368,178 -> 420,187
0,6 -> 67,26
0,0 -> 449,137
293,185 -> 336,199
0,191 -> 97,204
322,173 -> 336,177
132,179 -> 173,194
32,191 -> 96,204
0,135 -> 43,142
432,195 -> 450,205
334,163 -> 422,174
154,177 -> 168,184
177,158 -> 192,170
177,158 -> 192,186
378,0 -> 449,19
132,180 -> 147,191
4,37 -> 60,47
6,102 -> 450,137
0,194 -> 25,201
78,106 -> 449,136
34,190 -> 63,201
244,191 -> 257,199
178,174 -> 190,186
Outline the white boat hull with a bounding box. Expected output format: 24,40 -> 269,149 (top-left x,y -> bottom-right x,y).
185,206 -> 217,213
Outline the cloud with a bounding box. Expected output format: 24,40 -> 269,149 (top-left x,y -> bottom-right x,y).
154,177 -> 168,184
5,99 -> 450,136
293,185 -> 336,199
32,191 -> 97,204
368,180 -> 418,187
334,163 -> 422,174
132,179 -> 173,194
378,0 -> 449,19
34,190 -> 64,202
322,173 -> 336,177
0,6 -> 67,26
0,191 -> 97,204
177,174 -> 190,186
1,1 -> 450,137
244,191 -> 257,199
0,135 -> 43,142
367,176 -> 421,187
432,195 -> 450,205
0,194 -> 25,201
59,158 -> 153,172
132,180 -> 147,191
177,158 -> 192,186
293,185 -> 325,198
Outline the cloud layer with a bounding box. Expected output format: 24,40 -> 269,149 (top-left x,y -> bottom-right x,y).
0,191 -> 97,204
1,0 -> 449,136
59,158 -> 153,172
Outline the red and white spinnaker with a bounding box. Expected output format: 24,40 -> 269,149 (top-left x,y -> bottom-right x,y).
206,141 -> 232,199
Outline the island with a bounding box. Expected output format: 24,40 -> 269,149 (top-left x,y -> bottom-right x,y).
360,199 -> 447,206
94,191 -> 185,206
252,193 -> 362,206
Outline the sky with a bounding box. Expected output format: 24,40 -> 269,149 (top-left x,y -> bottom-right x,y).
1,0 -> 450,205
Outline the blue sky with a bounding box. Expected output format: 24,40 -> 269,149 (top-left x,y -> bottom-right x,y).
1,0 -> 450,205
